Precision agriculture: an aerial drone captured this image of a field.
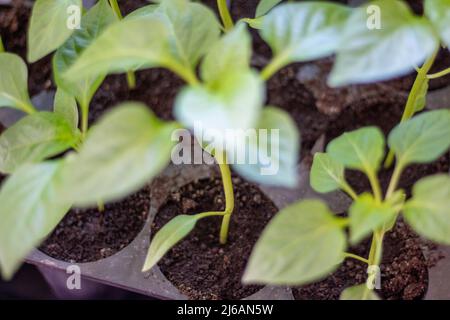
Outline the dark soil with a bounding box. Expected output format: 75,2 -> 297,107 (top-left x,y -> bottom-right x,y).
0,0 -> 53,96
294,220 -> 428,300
40,186 -> 151,263
152,176 -> 278,300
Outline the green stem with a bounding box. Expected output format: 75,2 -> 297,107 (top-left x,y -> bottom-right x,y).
168,62 -> 200,86
97,200 -> 105,212
385,161 -> 404,200
215,152 -> 235,245
19,101 -> 37,114
341,181 -> 358,200
428,67 -> 450,79
343,252 -> 369,264
367,169 -> 382,203
260,53 -> 288,81
384,48 -> 439,168
80,100 -> 89,139
126,71 -> 136,89
217,0 -> 234,31
108,0 -> 123,19
0,36 -> 4,53
196,211 -> 226,219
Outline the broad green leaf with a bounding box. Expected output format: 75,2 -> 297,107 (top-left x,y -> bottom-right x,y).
349,193 -> 397,244
0,161 -> 70,280
175,70 -> 264,151
60,103 -> 179,206
329,0 -> 439,86
388,110 -> 450,166
232,107 -> 300,188
261,3 -> 351,68
425,0 -> 450,47
142,215 -> 199,272
310,152 -> 345,193
243,200 -> 346,285
201,23 -> 251,84
340,285 -> 380,300
27,0 -> 82,62
54,88 -> 79,132
54,0 -> 117,108
0,53 -> 34,113
125,4 -> 159,20
64,1 -> 220,83
255,0 -> 283,18
327,127 -> 385,174
404,175 -> 450,245
0,112 -> 79,174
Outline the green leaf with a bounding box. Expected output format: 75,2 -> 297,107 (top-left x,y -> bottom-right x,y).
0,53 -> 34,113
54,88 -> 79,132
243,200 -> 346,285
255,0 -> 283,18
60,103 -> 179,206
142,215 -> 199,272
0,112 -> 79,174
327,127 -> 385,174
175,70 -> 264,151
425,0 -> 450,47
232,107 -> 300,188
261,3 -> 351,68
349,193 -> 397,244
53,0 -> 117,108
27,0 -> 82,62
0,161 -> 70,280
125,4 -> 159,20
64,1 -> 220,84
310,152 -> 345,193
388,110 -> 450,166
340,285 -> 380,300
201,23 -> 251,84
329,0 -> 439,86
404,175 -> 450,245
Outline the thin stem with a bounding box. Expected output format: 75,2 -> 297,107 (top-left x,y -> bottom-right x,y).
367,169 -> 382,203
0,36 -> 4,53
196,211 -> 226,219
80,100 -> 89,139
385,161 -> 404,200
341,181 -> 358,200
260,53 -> 288,81
428,67 -> 450,79
343,252 -> 369,264
97,200 -> 105,212
217,0 -> 234,31
126,71 -> 136,89
108,0 -> 123,19
384,48 -> 439,168
168,62 -> 200,86
19,101 -> 36,114
215,152 -> 235,244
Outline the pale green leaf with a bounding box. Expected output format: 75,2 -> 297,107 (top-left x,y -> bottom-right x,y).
232,106 -> 300,188
0,161 -> 70,280
255,0 -> 283,18
327,127 -> 385,174
261,3 -> 351,68
388,110 -> 450,166
60,103 -> 179,206
0,53 -> 34,113
425,0 -> 450,47
0,112 -> 79,174
349,193 -> 397,244
404,175 -> 450,245
27,0 -> 82,62
243,200 -> 346,285
142,215 -> 199,272
54,88 -> 79,131
330,0 -> 439,86
340,285 -> 380,300
310,152 -> 345,193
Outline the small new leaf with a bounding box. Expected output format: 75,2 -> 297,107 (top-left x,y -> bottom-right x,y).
340,285 -> 380,300
349,193 -> 397,244
388,110 -> 450,166
404,175 -> 450,245
54,88 -> 79,132
142,215 -> 199,272
243,200 -> 346,285
310,152 -> 345,193
327,127 -> 385,175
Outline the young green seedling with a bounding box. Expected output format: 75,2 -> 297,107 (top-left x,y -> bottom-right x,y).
244,109 -> 450,300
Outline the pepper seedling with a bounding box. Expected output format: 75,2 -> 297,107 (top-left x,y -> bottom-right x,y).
244,109 -> 450,300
